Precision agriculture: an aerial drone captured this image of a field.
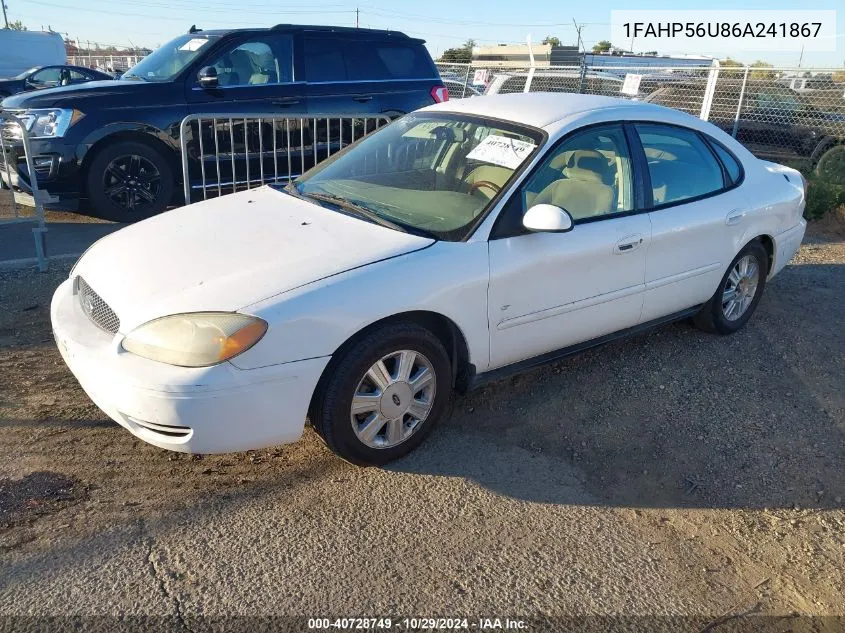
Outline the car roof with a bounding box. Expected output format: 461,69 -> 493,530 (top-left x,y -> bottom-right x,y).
422,92 -> 672,129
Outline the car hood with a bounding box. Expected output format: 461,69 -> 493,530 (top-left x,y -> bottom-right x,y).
0,79 -> 158,109
73,186 -> 434,332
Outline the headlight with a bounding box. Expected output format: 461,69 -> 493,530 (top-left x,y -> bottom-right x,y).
121,312 -> 268,367
19,108 -> 84,139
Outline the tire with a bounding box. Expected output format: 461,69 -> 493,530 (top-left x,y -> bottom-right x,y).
311,322 -> 452,466
86,140 -> 174,222
693,240 -> 768,335
815,144 -> 845,185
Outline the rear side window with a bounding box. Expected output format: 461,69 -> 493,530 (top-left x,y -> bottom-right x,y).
636,124 -> 725,206
304,37 -> 347,82
372,43 -> 433,79
708,139 -> 742,185
305,36 -> 434,82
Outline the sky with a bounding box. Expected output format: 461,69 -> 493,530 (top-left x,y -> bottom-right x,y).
8,0 -> 844,68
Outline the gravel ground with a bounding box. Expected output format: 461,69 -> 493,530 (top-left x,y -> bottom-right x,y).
0,226 -> 843,629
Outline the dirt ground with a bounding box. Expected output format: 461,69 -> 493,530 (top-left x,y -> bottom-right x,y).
1,224 -> 844,629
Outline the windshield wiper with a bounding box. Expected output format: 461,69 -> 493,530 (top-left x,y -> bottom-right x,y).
302,191 -> 409,234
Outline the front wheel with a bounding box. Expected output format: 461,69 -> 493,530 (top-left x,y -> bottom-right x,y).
86,140 -> 174,222
311,322 -> 452,466
693,240 -> 768,335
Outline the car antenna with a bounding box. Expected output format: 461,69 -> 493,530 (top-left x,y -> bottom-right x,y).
188,25 -> 202,34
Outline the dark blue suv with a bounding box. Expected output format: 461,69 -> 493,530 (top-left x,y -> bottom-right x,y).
0,25 -> 447,221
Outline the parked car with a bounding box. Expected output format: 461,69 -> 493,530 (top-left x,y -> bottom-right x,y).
0,25 -> 447,221
0,65 -> 114,98
485,70 -> 624,96
51,93 -> 806,465
0,30 -> 65,78
644,78 -> 845,183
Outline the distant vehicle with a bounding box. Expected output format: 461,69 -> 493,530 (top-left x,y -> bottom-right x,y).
442,78 -> 482,98
51,94 -> 806,464
0,65 -> 113,98
0,25 -> 447,222
0,30 -> 65,78
644,78 -> 845,183
484,70 -> 624,96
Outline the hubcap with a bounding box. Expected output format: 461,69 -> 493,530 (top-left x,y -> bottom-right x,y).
102,154 -> 161,212
350,350 -> 436,449
722,255 -> 760,321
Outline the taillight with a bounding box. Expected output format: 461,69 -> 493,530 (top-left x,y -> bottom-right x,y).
800,172 -> 809,199
430,85 -> 449,103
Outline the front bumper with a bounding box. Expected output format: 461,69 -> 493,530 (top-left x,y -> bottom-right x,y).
50,277 -> 330,453
0,136 -> 81,210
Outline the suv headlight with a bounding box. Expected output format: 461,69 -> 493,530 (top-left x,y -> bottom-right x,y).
121,312 -> 268,367
20,108 -> 84,139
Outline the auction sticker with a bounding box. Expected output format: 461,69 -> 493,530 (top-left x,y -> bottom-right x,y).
467,135 -> 536,170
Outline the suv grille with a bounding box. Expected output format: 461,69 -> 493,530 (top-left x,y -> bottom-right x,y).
75,276 -> 120,334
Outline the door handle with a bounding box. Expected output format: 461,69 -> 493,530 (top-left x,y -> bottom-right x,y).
726,209 -> 747,226
271,98 -> 301,107
352,95 -> 373,103
615,234 -> 644,254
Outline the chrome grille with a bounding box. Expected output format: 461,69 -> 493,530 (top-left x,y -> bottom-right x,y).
75,276 -> 120,334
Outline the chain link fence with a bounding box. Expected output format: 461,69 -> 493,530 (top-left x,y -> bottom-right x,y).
437,62 -> 845,181
67,55 -> 143,72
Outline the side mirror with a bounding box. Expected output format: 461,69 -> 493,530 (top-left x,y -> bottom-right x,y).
522,203 -> 573,233
197,66 -> 218,89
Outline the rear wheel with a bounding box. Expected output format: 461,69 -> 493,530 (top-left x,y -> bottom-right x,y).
86,140 -> 174,222
815,144 -> 845,185
693,241 -> 768,335
311,322 -> 452,466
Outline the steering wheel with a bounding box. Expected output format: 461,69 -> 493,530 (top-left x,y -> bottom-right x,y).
468,180 -> 502,196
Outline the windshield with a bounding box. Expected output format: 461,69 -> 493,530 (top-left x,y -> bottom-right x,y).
122,34 -> 219,82
14,67 -> 40,80
289,113 -> 544,240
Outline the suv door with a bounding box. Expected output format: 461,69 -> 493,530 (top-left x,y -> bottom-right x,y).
303,34 -> 383,115
487,124 -> 651,369
634,123 -> 751,322
186,33 -> 308,191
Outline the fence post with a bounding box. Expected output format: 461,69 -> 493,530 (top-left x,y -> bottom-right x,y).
578,55 -> 587,94
731,66 -> 750,138
462,64 -> 472,99
699,59 -> 720,121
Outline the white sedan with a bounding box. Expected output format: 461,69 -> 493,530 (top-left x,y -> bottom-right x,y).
51,93 -> 807,465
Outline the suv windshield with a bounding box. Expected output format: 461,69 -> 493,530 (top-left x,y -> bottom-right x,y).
289,113 -> 544,240
122,34 -> 220,82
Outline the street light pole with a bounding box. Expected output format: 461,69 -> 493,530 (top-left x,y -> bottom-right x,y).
2,1 -> 10,29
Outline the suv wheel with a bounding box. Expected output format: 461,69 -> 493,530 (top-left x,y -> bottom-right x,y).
815,144 -> 845,185
86,140 -> 174,222
693,240 -> 768,335
311,322 -> 452,466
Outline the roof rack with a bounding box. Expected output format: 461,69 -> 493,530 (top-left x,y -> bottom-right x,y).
269,24 -> 408,37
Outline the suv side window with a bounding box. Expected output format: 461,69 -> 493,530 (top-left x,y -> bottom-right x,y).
521,124 -> 633,221
206,36 -> 292,87
304,37 -> 346,82
636,124 -> 725,206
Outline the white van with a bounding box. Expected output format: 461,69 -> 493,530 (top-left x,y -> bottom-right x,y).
0,30 -> 65,78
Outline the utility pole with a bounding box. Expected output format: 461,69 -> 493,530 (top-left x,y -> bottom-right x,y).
572,18 -> 583,53
355,7 -> 359,28
2,1 -> 10,29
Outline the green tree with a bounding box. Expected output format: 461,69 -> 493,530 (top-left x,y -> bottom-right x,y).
750,60 -> 775,79
542,36 -> 561,47
8,20 -> 28,31
592,40 -> 612,53
438,39 -> 476,64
